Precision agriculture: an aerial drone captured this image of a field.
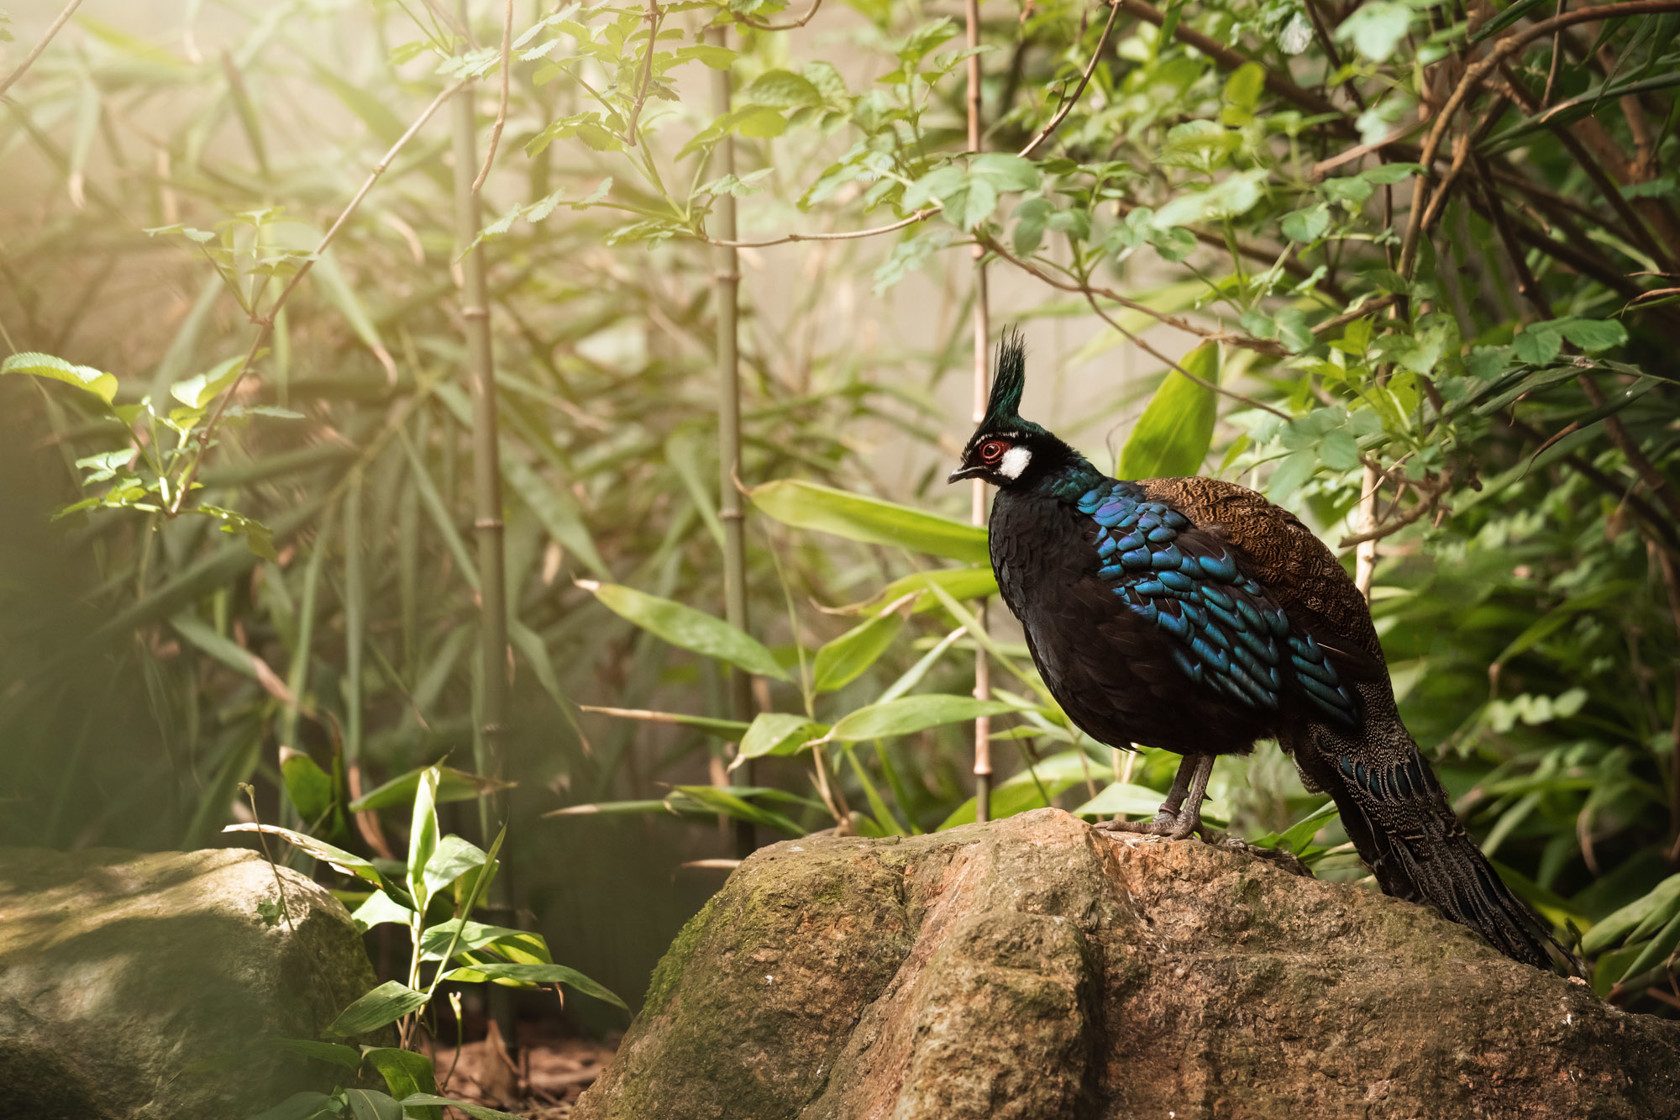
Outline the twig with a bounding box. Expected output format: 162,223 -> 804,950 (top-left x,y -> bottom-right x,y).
1542,0 -> 1565,107
732,0 -> 823,31
169,79 -> 467,514
1419,1 -> 1680,186
704,208 -> 939,248
1080,287 -> 1291,419
0,0 -> 87,99
1398,95 -> 1509,281
979,232 -> 1293,363
470,0 -> 515,193
622,0 -> 663,146
965,0 -> 993,825
1017,0 -> 1122,159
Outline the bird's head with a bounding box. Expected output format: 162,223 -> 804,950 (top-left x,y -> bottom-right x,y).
948,330 -> 1069,489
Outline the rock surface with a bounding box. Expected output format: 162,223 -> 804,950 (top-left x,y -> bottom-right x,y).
576,808 -> 1680,1120
0,846 -> 387,1120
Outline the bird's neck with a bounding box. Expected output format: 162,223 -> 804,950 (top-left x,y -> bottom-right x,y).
1015,445 -> 1108,503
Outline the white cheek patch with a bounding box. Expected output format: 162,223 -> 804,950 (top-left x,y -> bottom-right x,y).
997,446 -> 1032,479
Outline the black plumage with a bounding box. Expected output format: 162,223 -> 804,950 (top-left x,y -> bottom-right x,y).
949,331 -> 1575,973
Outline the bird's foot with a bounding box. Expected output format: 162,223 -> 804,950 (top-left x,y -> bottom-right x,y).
1092,810 -> 1206,842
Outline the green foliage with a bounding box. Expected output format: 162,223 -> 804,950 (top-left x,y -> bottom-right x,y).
3,0 -> 1679,1020
236,765 -> 616,1119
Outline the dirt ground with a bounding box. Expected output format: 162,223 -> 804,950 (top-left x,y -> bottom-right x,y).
423,1022 -> 621,1119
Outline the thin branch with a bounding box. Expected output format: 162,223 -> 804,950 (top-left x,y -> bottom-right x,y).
0,0 -> 86,99
979,232 -> 1292,361
169,80 -> 467,514
732,0 -> 823,31
1542,0 -> 1566,107
1017,0 -> 1122,159
703,208 -> 939,248
1419,1 -> 1680,183
471,0 -> 515,194
1075,285 -> 1290,419
622,0 -> 663,146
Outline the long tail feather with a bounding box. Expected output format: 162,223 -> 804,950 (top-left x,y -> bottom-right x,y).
1292,697 -> 1578,974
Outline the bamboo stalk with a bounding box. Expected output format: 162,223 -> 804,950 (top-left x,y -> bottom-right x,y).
449,9 -> 516,1046
709,24 -> 757,855
965,0 -> 992,824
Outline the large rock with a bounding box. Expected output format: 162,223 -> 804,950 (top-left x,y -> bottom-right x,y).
576,808 -> 1680,1120
0,846 -> 388,1120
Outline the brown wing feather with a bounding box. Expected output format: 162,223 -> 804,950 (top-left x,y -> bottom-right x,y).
1136,477 -> 1386,673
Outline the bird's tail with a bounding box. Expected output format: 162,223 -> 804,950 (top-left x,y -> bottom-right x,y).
1292,694 -> 1579,974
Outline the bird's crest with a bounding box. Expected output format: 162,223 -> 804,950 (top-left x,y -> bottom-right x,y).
982,328 -> 1027,428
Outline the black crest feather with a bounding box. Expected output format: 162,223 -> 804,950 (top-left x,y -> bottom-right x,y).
984,328 -> 1027,427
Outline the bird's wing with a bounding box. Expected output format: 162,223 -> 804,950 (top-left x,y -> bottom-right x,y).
1134,476 -> 1388,677
1079,481 -> 1359,727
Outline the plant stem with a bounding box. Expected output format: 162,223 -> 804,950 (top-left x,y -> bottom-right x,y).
966,0 -> 992,825
450,0 -> 516,1047
709,24 -> 757,855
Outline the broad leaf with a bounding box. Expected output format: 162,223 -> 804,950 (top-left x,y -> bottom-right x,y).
439,962 -> 628,1009
1,351 -> 118,403
749,479 -> 988,563
324,980 -> 429,1038
825,694 -> 1015,742
1117,343 -> 1219,480
580,581 -> 789,681
732,712 -> 828,764
813,610 -> 905,692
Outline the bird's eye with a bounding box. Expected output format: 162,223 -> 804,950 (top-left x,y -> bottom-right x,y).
979,440 -> 1008,462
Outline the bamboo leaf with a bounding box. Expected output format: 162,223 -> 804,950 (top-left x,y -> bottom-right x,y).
1,351 -> 119,404
812,609 -> 905,692
437,962 -> 627,1008
324,980 -> 429,1038
1117,343 -> 1218,480
579,580 -> 790,681
749,479 -> 988,563
825,694 -> 1015,742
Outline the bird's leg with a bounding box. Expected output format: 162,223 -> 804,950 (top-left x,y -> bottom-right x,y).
1093,753 -> 1212,839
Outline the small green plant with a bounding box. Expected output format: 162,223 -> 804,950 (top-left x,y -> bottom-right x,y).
230,765 -> 624,1120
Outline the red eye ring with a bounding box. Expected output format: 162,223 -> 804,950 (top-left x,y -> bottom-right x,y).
979,440 -> 1008,463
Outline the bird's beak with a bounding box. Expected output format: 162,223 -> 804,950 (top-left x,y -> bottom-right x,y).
947,464 -> 984,484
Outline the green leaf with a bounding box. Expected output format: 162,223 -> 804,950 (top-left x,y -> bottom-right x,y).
223,822 -> 386,888
1557,318 -> 1627,352
438,962 -> 628,1009
1220,62 -> 1266,125
1117,343 -> 1218,479
749,479 -> 988,563
325,980 -> 429,1038
246,1091 -> 338,1120
1013,197 -> 1053,255
826,694 -> 1015,742
280,748 -> 333,823
581,581 -> 790,681
1,351 -> 118,404
1618,911 -> 1680,986
1336,0 -> 1415,61
272,1038 -> 362,1070
345,1089 -> 403,1120
1152,171 -> 1264,227
733,712 -> 828,763
170,355 -> 246,409
813,610 -> 906,692
1280,204 -> 1330,243
397,1096 -> 523,1120
732,105 -> 787,138
423,834 -> 490,898
969,152 -> 1041,193
743,69 -> 824,109
360,1048 -> 439,1118
1582,874 -> 1680,953
349,764 -> 513,812
419,918 -> 552,964
407,766 -> 441,909
349,890 -> 416,933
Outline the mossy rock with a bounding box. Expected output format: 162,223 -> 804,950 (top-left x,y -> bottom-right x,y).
0,846 -> 389,1120
577,808 -> 1680,1120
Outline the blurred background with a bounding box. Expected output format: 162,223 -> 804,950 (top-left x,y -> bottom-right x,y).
2,0 -> 1677,1046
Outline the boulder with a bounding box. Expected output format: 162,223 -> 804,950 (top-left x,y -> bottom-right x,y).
575,808 -> 1680,1120
0,846 -> 388,1120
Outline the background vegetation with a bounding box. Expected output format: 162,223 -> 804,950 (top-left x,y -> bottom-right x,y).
2,0 -> 1678,1047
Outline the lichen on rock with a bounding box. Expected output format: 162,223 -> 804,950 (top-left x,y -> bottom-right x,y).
576,808 -> 1680,1120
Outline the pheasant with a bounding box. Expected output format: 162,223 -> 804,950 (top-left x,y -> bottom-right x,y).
949,330 -> 1573,972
